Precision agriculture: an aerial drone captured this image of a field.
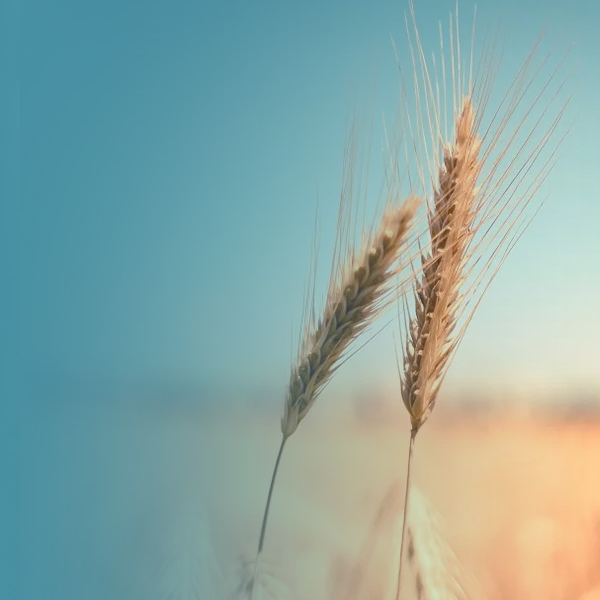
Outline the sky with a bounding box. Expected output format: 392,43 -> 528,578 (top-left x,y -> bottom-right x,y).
16,0 -> 600,408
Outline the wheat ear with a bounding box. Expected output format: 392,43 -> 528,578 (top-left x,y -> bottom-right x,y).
250,196 -> 419,600
402,98 -> 481,433
396,99 -> 481,600
282,196 -> 419,438
392,0 -> 570,593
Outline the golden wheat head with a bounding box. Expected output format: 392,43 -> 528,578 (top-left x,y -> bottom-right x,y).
393,2 -> 570,432
401,98 -> 482,432
282,195 -> 419,438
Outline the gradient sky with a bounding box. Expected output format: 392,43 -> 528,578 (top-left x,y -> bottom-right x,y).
19,0 -> 600,406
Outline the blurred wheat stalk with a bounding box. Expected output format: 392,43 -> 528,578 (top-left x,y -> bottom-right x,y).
329,482 -> 481,600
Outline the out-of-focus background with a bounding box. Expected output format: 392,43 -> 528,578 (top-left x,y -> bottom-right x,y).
13,0 -> 600,598
20,403 -> 600,600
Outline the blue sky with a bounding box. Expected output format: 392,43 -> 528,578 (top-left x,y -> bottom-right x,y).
19,0 -> 600,405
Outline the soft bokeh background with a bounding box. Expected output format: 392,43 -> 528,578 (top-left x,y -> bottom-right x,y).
14,0 -> 600,598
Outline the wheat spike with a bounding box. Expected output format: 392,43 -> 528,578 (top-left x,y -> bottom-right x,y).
393,2 -> 569,431
282,195 -> 419,437
401,98 -> 481,433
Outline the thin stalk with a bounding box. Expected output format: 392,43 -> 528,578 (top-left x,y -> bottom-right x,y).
250,435 -> 288,600
395,428 -> 417,600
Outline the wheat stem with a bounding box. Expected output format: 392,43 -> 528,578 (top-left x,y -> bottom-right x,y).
250,435 -> 287,600
258,435 -> 288,555
396,428 -> 417,600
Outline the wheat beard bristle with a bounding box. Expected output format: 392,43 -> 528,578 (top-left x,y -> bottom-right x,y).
401,98 -> 482,432
281,195 -> 419,438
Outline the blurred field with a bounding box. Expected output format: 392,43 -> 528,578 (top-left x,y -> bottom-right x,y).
21,399 -> 600,600
234,410 -> 600,600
